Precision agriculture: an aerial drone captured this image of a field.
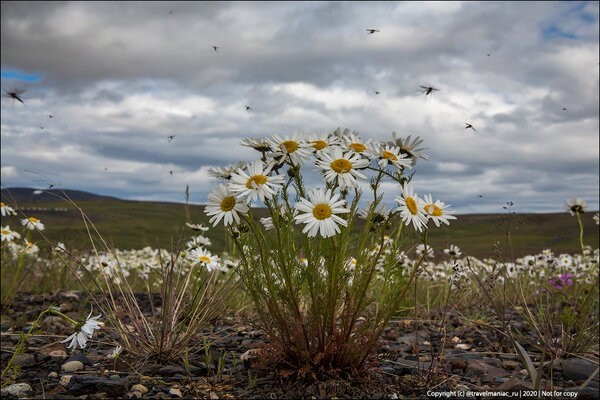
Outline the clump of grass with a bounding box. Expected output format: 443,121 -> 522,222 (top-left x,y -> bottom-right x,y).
205,129 -> 456,378
25,189 -> 237,366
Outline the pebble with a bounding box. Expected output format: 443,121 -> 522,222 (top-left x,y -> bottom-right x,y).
48,371 -> 59,379
66,375 -> 129,397
560,358 -> 597,381
158,365 -> 185,376
49,349 -> 68,358
131,384 -> 149,395
60,375 -> 73,386
0,383 -> 33,398
62,360 -> 84,372
502,360 -> 520,370
12,353 -> 35,367
169,387 -> 183,397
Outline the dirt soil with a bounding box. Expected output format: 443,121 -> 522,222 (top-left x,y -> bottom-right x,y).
1,292 -> 598,399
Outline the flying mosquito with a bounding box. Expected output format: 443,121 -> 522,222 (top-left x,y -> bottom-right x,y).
48,114 -> 54,119
212,46 -> 219,52
169,170 -> 174,176
167,135 -> 176,142
245,105 -> 252,111
562,107 -> 567,111
366,29 -> 380,34
465,123 -> 476,132
374,90 -> 380,95
420,85 -> 440,96
3,89 -> 26,104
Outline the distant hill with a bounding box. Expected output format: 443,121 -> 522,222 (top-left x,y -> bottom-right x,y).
1,187 -> 118,203
1,187 -> 597,260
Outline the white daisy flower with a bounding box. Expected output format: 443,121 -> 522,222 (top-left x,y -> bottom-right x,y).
416,243 -> 434,258
341,131 -> 373,156
388,133 -> 429,166
107,346 -> 123,359
185,222 -> 210,232
24,240 -> 39,255
316,147 -> 370,189
229,160 -> 285,204
61,308 -> 104,350
207,161 -> 246,180
20,216 -> 45,231
357,201 -> 391,223
395,183 -> 428,232
306,133 -> 341,156
268,133 -> 313,166
186,235 -> 212,249
204,184 -> 249,226
1,226 -> 21,242
1,202 -> 16,217
370,143 -> 412,172
54,242 -> 67,252
241,137 -> 272,153
565,198 -> 587,216
423,194 -> 457,227
188,247 -> 222,272
294,188 -> 350,238
443,245 -> 462,258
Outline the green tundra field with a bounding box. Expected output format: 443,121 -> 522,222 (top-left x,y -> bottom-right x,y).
2,188 -> 597,260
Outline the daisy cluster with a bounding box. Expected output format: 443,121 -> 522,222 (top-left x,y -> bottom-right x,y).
1,218 -> 44,258
205,128 -> 455,237
354,234 -> 599,289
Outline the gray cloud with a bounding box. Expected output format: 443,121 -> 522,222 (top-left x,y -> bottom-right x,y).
1,1 -> 598,214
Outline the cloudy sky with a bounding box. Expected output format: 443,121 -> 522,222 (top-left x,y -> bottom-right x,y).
1,1 -> 598,214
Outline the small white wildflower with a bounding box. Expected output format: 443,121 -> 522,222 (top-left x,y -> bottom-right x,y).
1,202 -> 16,217
21,216 -> 45,231
61,308 -> 104,350
565,198 -> 587,216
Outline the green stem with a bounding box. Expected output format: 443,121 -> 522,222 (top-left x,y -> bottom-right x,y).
576,211 -> 586,261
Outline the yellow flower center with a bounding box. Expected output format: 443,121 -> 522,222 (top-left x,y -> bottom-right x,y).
382,150 -> 397,161
28,217 -> 39,223
330,158 -> 352,173
220,196 -> 236,212
198,256 -> 211,264
349,143 -> 367,152
312,204 -> 332,220
246,174 -> 267,189
26,241 -> 33,247
281,140 -> 298,153
2,229 -> 9,235
0,202 -> 5,207
424,203 -> 442,217
311,140 -> 328,150
405,197 -> 418,215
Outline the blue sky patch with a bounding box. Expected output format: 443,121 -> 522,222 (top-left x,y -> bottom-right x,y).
542,25 -> 577,40
1,69 -> 43,82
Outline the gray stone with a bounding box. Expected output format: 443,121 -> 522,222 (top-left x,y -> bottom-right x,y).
12,353 -> 35,367
465,359 -> 510,382
1,383 -> 33,398
61,360 -> 84,372
66,375 -> 129,397
561,358 -> 597,382
158,365 -> 185,376
130,384 -> 148,395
